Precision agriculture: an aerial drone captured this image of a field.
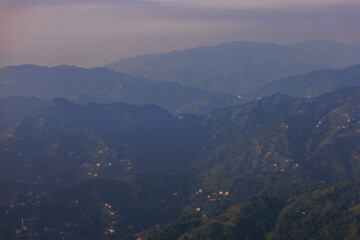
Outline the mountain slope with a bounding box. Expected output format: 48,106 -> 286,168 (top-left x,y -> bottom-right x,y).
126,196 -> 283,240
0,64 -> 210,112
180,94 -> 242,115
259,63 -> 360,98
268,182 -> 360,240
196,87 -> 360,183
0,64 -> 146,99
0,99 -> 206,199
125,182 -> 360,240
2,87 -> 360,239
2,86 -> 360,199
106,40 -> 360,94
0,96 -> 45,131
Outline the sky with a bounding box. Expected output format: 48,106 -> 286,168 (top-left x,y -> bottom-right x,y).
1,0 -> 360,68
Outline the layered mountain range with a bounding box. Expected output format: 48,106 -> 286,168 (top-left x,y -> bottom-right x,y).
1,84 -> 360,239
107,39 -> 360,94
1,39 -> 360,239
2,40 -> 360,114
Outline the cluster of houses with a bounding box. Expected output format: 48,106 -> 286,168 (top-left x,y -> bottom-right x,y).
104,203 -> 118,234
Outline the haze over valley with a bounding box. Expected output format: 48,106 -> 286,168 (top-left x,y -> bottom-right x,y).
1,0 -> 360,239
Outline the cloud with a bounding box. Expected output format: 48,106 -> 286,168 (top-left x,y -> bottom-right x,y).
143,3 -> 360,23
149,0 -> 359,9
3,0 -> 360,23
1,0 -> 359,67
0,0 -> 152,7
3,0 -> 359,9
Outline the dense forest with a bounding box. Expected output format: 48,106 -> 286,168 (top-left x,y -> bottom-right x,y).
1,40 -> 360,239
1,83 -> 360,239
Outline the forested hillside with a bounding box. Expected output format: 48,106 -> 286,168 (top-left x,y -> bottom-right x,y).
1,85 -> 360,239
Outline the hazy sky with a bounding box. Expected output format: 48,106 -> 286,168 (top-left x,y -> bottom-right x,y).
1,0 -> 360,67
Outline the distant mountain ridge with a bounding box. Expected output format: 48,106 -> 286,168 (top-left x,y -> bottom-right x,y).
0,64 -> 215,112
258,63 -> 360,98
3,56 -> 360,115
106,39 -> 360,94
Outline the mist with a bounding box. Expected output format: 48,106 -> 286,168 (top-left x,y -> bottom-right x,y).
1,0 -> 359,67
